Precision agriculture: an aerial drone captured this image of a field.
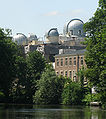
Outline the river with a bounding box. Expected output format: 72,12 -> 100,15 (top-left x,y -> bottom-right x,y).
0,104 -> 106,119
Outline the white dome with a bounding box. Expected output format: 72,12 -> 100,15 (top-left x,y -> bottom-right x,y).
45,28 -> 59,37
45,28 -> 59,43
63,19 -> 85,37
12,33 -> 28,45
27,33 -> 38,42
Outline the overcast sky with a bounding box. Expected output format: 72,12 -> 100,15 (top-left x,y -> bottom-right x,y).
0,0 -> 98,37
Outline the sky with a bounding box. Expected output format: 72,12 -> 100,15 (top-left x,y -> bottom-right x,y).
0,0 -> 98,38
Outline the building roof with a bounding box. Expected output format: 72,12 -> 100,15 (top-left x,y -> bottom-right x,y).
55,49 -> 86,57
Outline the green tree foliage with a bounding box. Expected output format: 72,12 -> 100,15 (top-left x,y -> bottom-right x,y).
9,50 -> 46,104
25,51 -> 46,103
61,80 -> 83,105
0,28 -> 18,101
77,67 -> 90,102
78,67 -> 85,88
84,0 -> 106,108
82,93 -> 101,105
33,64 -> 66,104
0,31 -> 47,103
10,56 -> 27,103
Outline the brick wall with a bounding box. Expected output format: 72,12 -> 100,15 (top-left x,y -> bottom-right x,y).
55,54 -> 86,81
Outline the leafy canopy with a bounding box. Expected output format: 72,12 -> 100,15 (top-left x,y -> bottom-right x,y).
84,0 -> 106,107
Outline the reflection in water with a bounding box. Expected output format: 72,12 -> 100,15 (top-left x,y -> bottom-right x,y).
0,104 -> 106,119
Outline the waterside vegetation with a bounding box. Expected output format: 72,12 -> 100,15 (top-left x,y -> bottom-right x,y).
0,0 -> 105,109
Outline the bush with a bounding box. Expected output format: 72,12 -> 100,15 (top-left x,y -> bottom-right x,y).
82,93 -> 101,105
0,91 -> 5,102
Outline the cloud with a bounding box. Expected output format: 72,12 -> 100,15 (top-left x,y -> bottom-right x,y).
65,9 -> 83,17
43,9 -> 83,17
44,11 -> 59,16
71,9 -> 83,15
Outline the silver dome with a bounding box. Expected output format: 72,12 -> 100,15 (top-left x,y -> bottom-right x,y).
45,28 -> 59,37
63,19 -> 85,37
27,33 -> 38,42
12,33 -> 28,45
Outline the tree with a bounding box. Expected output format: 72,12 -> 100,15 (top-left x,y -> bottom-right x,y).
78,67 -> 85,88
84,0 -> 106,108
10,56 -> 27,103
25,51 -> 46,103
0,28 -> 18,101
61,80 -> 83,105
33,64 -> 66,104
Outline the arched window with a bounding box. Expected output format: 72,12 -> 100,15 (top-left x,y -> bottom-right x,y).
69,57 -> 72,65
65,57 -> 68,65
65,71 -> 68,77
69,71 -> 72,78
74,57 -> 76,65
60,58 -> 63,66
56,58 -> 59,66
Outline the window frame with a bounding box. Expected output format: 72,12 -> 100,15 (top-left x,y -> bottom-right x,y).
65,70 -> 68,77
60,58 -> 63,66
69,57 -> 72,65
69,70 -> 72,78
65,57 -> 68,66
81,56 -> 83,65
56,58 -> 59,66
60,70 -> 64,76
74,57 -> 76,65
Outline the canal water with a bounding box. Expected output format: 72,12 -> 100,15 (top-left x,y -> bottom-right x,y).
0,104 -> 106,119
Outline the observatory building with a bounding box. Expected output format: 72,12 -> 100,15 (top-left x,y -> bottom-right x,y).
12,18 -> 86,62
63,19 -> 85,37
45,28 -> 59,44
12,33 -> 28,45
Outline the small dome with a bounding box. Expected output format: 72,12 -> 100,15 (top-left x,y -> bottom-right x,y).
45,28 -> 59,43
63,19 -> 85,37
45,28 -> 59,37
12,33 -> 27,45
27,33 -> 38,42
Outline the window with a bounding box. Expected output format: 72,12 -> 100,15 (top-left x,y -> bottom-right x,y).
56,58 -> 59,66
78,30 -> 81,35
60,71 -> 63,76
56,71 -> 59,75
69,71 -> 72,78
81,57 -> 83,65
65,71 -> 68,77
73,71 -> 77,82
73,71 -> 76,77
69,57 -> 72,65
70,30 -> 73,35
60,58 -> 63,66
74,57 -> 76,65
65,58 -> 68,65
73,71 -> 75,77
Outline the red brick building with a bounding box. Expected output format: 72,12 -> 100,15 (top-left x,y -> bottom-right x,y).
55,49 -> 86,81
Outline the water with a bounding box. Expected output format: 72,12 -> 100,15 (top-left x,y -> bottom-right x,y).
0,104 -> 106,119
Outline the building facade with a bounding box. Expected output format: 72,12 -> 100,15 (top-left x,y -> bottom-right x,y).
55,49 -> 86,81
